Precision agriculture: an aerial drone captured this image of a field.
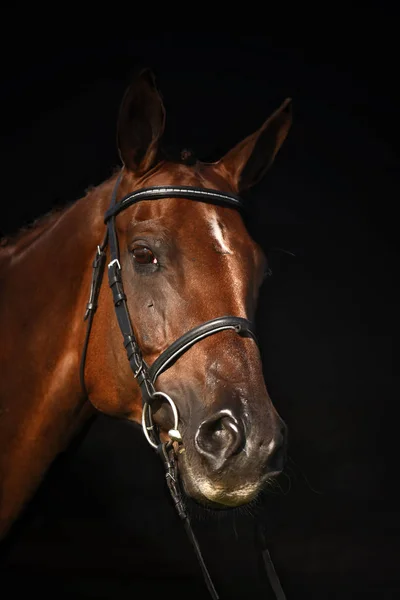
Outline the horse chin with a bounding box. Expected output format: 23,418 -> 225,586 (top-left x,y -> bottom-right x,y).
182,476 -> 260,510
178,456 -> 260,510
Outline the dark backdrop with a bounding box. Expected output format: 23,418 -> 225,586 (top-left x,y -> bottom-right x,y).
0,32 -> 398,599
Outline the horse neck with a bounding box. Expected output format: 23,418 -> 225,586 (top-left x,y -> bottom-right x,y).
1,176 -> 117,385
0,177 -> 116,534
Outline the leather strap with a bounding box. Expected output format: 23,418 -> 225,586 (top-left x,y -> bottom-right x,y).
158,442 -> 219,599
80,231 -> 108,396
106,172 -> 155,404
256,523 -> 287,600
149,316 -> 257,382
104,185 -> 243,222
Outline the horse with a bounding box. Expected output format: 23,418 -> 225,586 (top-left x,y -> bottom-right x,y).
0,69 -> 292,559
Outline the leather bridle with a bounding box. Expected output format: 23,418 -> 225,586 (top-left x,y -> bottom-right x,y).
80,170 -> 286,600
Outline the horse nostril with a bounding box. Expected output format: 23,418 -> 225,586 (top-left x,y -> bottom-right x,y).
195,411 -> 245,466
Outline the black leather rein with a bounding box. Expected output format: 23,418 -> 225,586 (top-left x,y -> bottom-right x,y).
79,171 -> 286,600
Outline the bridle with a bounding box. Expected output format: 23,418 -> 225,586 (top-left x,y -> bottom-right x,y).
82,171 -> 257,447
80,170 -> 286,600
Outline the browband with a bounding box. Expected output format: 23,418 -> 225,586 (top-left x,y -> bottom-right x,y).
104,185 -> 243,222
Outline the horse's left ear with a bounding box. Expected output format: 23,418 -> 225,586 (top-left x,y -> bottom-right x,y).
218,98 -> 292,192
117,68 -> 166,174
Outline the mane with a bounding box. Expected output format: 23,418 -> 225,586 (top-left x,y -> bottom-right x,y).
0,204 -> 71,254
0,169 -> 121,260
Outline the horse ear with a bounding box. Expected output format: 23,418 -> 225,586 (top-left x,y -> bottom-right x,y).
218,98 -> 292,192
117,69 -> 166,174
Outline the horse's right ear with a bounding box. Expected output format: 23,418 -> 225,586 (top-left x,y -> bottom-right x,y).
117,69 -> 165,174
217,98 -> 292,192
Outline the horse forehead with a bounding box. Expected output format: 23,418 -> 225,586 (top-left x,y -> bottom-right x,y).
137,195 -> 249,248
139,161 -> 232,191
168,205 -> 257,273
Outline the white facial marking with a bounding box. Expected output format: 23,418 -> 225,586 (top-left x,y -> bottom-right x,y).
210,215 -> 232,255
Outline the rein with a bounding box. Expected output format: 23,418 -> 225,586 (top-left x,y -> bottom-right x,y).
80,170 -> 286,599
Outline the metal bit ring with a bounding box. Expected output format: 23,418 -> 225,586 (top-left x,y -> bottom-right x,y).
142,391 -> 181,449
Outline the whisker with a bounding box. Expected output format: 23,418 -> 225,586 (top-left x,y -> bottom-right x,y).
287,455 -> 324,495
279,470 -> 292,495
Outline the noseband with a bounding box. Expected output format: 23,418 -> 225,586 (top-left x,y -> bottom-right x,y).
80,171 -> 285,600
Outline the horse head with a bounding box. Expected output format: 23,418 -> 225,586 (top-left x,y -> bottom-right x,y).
85,69 -> 292,509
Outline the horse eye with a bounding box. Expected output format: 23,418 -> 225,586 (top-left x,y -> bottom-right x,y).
132,246 -> 158,265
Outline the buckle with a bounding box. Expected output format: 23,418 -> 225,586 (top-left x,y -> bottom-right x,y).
108,258 -> 121,270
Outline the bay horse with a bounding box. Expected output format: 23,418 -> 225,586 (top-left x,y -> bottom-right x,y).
0,70 -> 292,583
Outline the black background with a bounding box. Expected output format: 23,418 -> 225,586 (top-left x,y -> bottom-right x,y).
0,30 -> 398,599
